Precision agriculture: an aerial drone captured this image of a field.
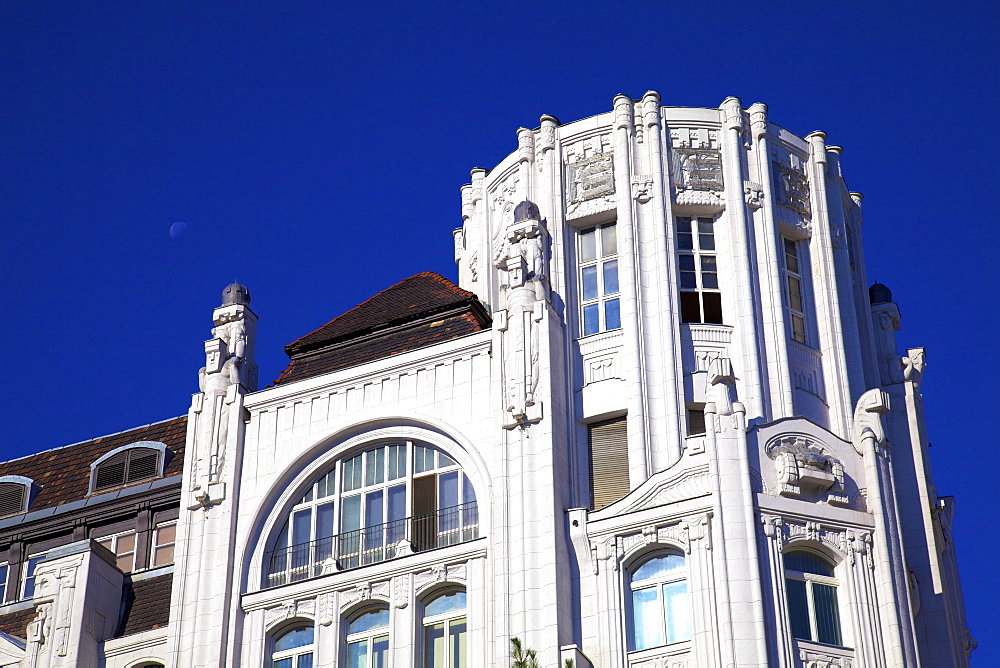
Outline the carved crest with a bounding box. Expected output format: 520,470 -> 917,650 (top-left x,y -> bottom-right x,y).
765,434 -> 848,506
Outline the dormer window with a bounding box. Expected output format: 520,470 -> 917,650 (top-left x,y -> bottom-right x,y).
0,476 -> 33,518
90,441 -> 168,494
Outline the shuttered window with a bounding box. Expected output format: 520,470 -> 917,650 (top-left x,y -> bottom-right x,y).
589,417 -> 630,510
93,447 -> 161,493
0,483 -> 27,518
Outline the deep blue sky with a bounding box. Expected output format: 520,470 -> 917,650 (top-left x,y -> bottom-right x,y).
2,1 -> 997,661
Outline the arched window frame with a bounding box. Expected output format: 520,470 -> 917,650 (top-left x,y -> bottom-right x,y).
89,441 -> 170,494
420,587 -> 467,668
625,549 -> 692,652
265,438 -> 480,587
269,620 -> 316,668
0,475 -> 35,518
344,604 -> 390,667
782,548 -> 845,647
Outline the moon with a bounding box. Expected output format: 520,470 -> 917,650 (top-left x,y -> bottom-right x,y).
169,222 -> 188,238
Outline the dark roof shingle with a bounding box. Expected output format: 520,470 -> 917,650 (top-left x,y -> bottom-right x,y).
118,573 -> 172,637
0,606 -> 35,640
0,416 -> 187,511
275,272 -> 490,385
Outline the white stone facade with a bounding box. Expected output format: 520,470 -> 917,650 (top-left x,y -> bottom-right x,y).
0,92 -> 971,667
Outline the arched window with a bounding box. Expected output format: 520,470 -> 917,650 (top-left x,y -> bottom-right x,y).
422,589 -> 467,668
90,442 -> 167,493
783,550 -> 842,646
267,441 -> 479,587
345,606 -> 389,667
628,553 -> 691,651
271,624 -> 315,668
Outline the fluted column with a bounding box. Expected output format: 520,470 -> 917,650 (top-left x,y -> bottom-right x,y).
719,97 -> 765,420
612,93 -> 649,486
748,102 -> 794,418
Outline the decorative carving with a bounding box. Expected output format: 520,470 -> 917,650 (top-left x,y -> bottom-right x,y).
641,91 -> 661,127
632,174 -> 653,203
392,574 -> 410,609
798,646 -> 854,667
772,160 -> 811,216
616,466 -> 711,514
671,148 -> 723,192
567,153 -> 614,204
517,127 -> 535,164
537,115 -> 557,161
706,358 -> 742,429
264,599 -> 314,628
902,347 -> 926,387
765,434 -> 848,506
744,181 -> 764,209
852,389 -> 890,455
721,97 -> 743,131
317,593 -> 335,626
414,562 -> 466,592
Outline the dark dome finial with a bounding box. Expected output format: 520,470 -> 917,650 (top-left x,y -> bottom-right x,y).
869,283 -> 892,305
513,200 -> 540,223
222,282 -> 251,306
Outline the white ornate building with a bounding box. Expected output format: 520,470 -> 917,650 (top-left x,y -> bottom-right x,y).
0,92 -> 971,667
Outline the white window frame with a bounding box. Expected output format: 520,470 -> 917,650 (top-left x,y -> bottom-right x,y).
627,552 -> 691,652
96,530 -> 138,573
270,624 -> 315,668
421,590 -> 467,668
782,237 -> 809,345
0,562 -> 8,604
21,553 -> 46,599
783,552 -> 845,647
676,216 -> 722,324
345,606 -> 391,667
577,221 -> 621,336
152,521 -> 177,567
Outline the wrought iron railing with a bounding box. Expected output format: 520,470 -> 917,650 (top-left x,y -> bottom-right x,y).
265,501 -> 479,588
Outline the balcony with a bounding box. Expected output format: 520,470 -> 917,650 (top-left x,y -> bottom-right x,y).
265,501 -> 480,589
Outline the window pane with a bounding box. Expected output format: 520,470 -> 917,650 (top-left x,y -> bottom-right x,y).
342,495 -> 362,533
580,229 -> 597,262
603,260 -> 619,295
365,448 -> 385,486
605,299 -> 621,331
373,635 -> 389,668
316,503 -> 335,540
785,578 -> 812,640
388,444 -> 406,480
600,224 -> 617,256
343,455 -> 362,492
703,292 -> 723,324
349,608 -> 390,634
698,218 -> 715,250
687,408 -> 706,436
153,544 -> 175,567
679,292 -> 701,323
297,653 -> 313,668
581,265 -> 598,300
582,304 -> 599,336
292,509 -> 311,545
425,591 -> 466,617
415,445 -> 435,474
425,622 -> 446,668
783,551 -> 834,577
814,583 -> 842,646
662,580 -> 690,643
439,471 -> 459,509
117,533 -> 136,554
462,474 -> 477,505
788,276 -> 803,311
275,626 -> 314,651
678,254 -> 696,271
116,554 -> 134,573
365,491 -> 384,527
438,451 -> 456,468
679,272 -> 697,289
784,239 -> 799,273
792,314 -> 806,343
155,524 -> 176,545
347,641 -> 368,668
272,659 -> 293,668
633,554 -> 686,581
631,587 -> 664,650
449,618 -> 467,668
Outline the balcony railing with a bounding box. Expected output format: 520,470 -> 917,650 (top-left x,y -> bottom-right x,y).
265,501 -> 480,588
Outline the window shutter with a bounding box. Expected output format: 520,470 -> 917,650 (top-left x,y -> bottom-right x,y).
0,483 -> 27,517
126,449 -> 159,483
94,451 -> 128,491
589,417 -> 630,510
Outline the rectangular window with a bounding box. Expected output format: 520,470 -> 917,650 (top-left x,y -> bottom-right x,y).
782,238 -> 808,344
152,522 -> 177,567
578,223 -> 621,336
686,406 -> 706,436
22,554 -> 46,599
589,417 -> 630,511
0,563 -> 7,603
97,531 -> 138,573
676,217 -> 723,324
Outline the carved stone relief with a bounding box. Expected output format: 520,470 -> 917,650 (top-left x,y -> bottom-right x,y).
264,598 -> 315,628
765,435 -> 848,506
772,160 -> 811,216
632,174 -> 653,203
744,181 -> 764,209
671,148 -> 723,192
414,562 -> 467,594
566,152 -> 615,204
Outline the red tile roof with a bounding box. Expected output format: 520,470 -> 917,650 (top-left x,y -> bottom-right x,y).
118,573 -> 172,637
275,272 -> 490,385
0,417 -> 187,511
0,606 -> 34,640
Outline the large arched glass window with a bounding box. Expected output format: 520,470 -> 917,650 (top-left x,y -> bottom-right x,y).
783,550 -> 842,646
346,606 -> 389,668
628,553 -> 691,651
422,589 -> 467,668
271,624 -> 314,668
267,441 -> 479,587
